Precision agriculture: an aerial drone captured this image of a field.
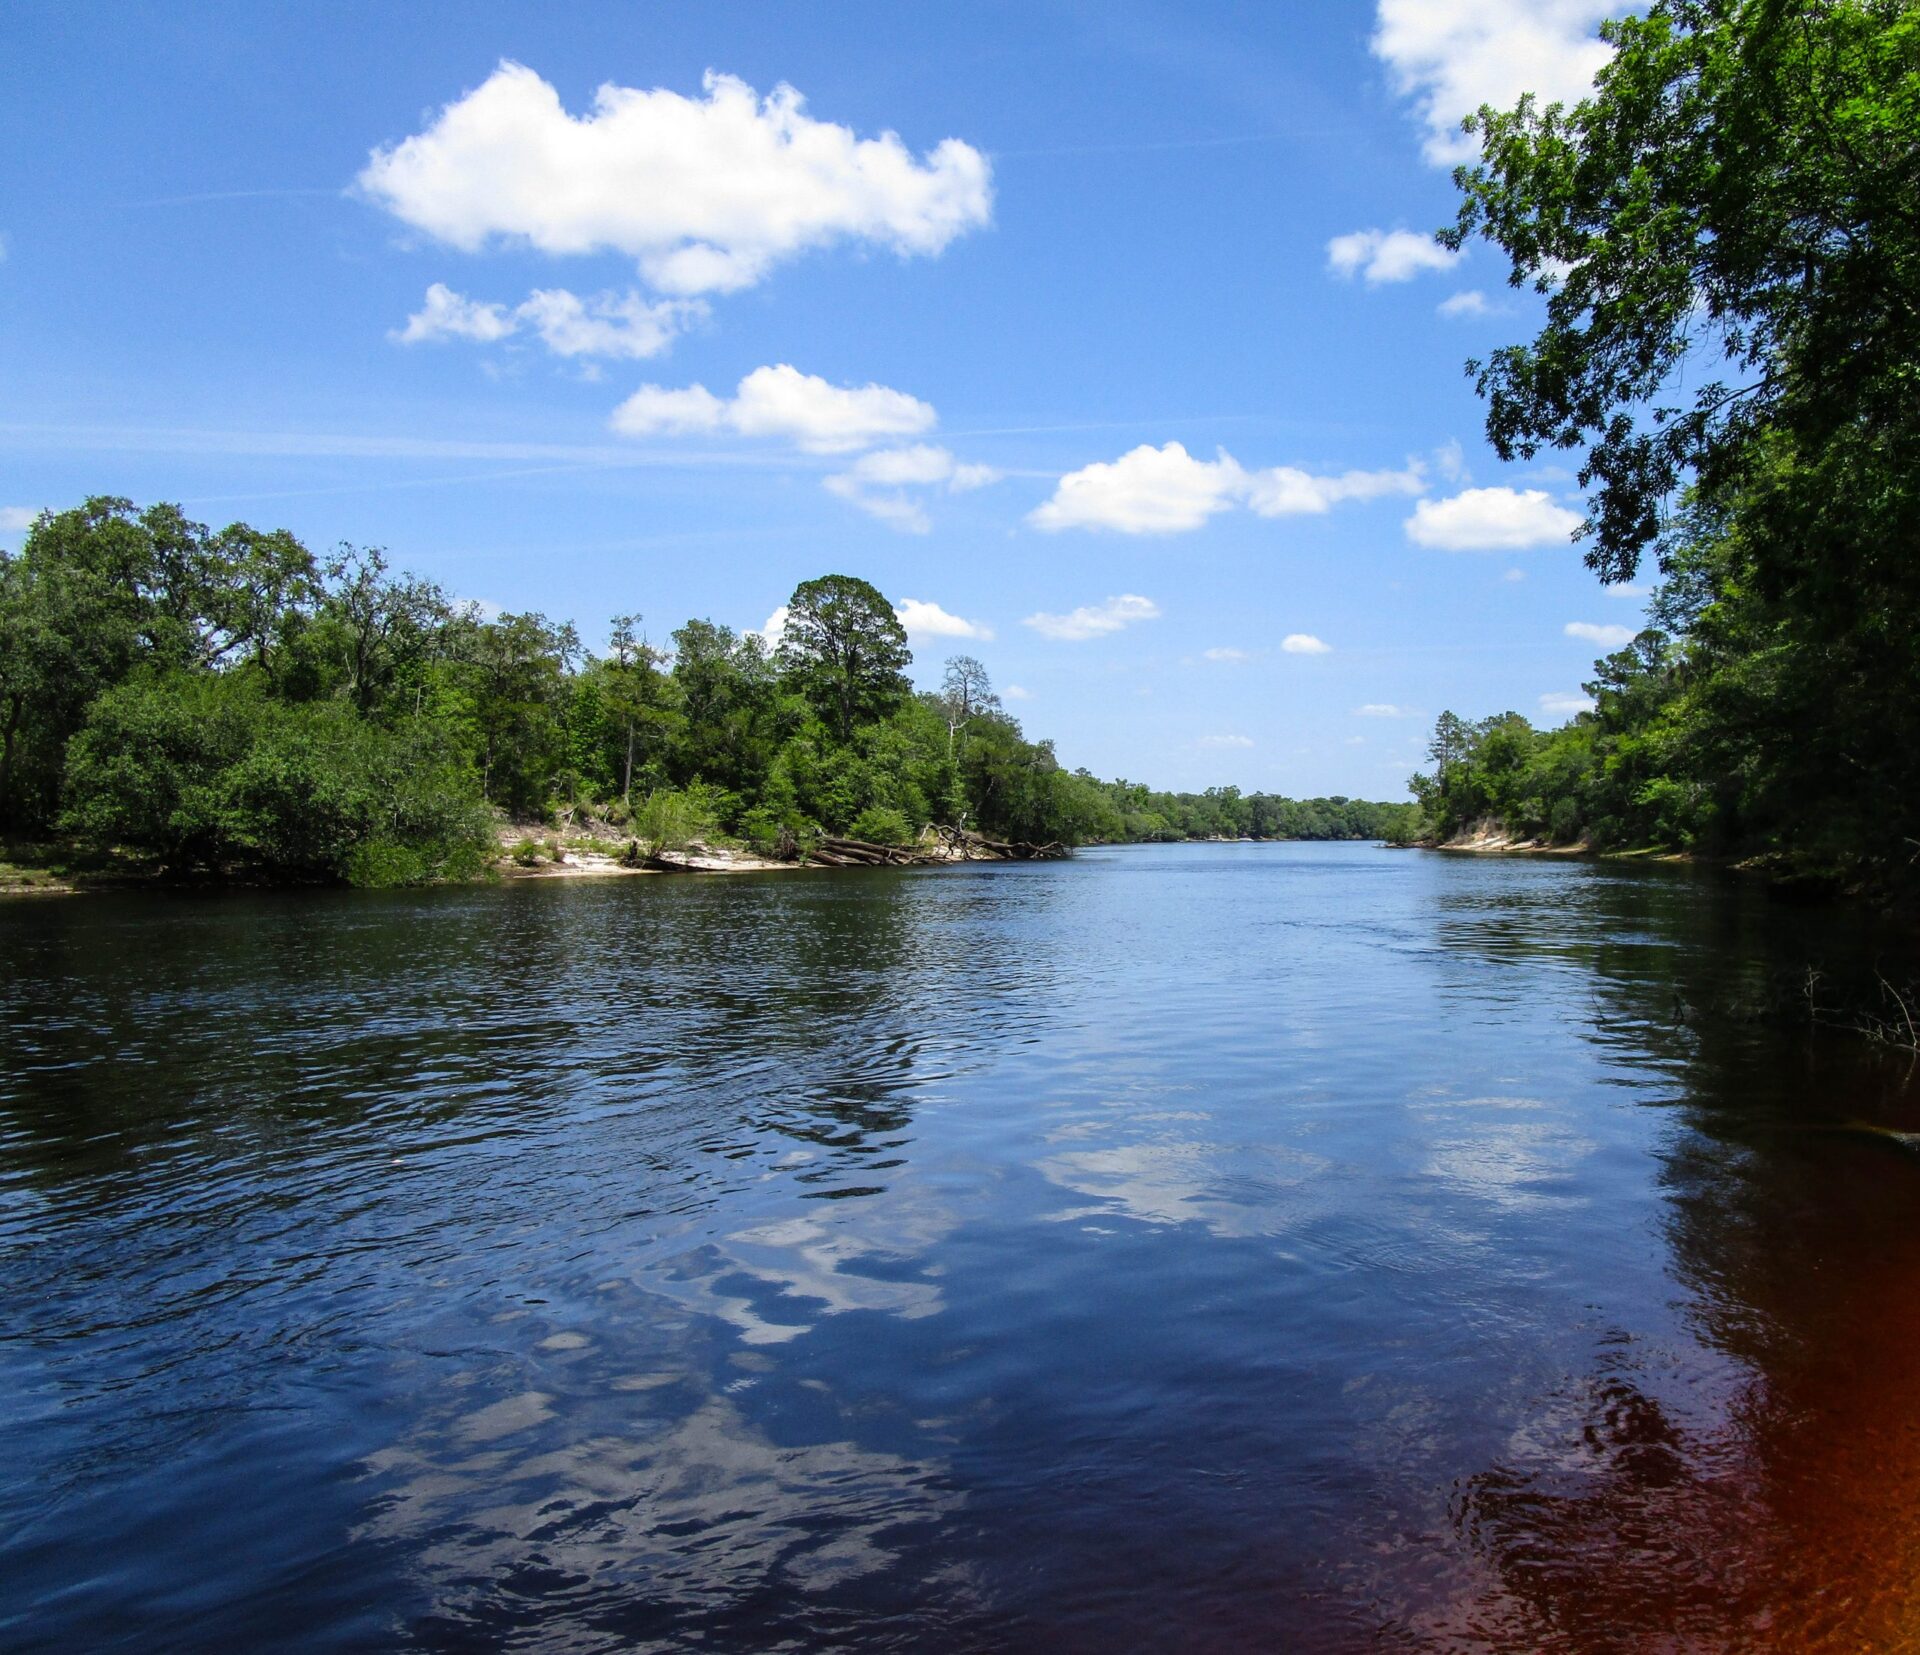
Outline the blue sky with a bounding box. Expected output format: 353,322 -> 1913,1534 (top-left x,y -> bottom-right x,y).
0,0 -> 1644,798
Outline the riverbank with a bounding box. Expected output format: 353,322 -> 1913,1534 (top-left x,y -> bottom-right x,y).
1417,818 -> 1702,863
496,821 -> 1069,880
0,822 -> 1069,896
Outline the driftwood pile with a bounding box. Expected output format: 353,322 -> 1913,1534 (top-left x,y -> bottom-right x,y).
807,825 -> 1068,868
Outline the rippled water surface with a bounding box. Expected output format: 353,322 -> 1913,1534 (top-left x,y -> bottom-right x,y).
6,844 -> 1920,1651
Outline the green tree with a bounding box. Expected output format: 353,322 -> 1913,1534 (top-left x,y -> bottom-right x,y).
1447,0 -> 1920,587
602,612 -> 667,806
463,611 -> 578,816
776,575 -> 912,743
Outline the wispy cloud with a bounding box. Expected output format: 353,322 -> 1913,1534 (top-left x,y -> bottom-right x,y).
0,421 -> 816,471
394,282 -> 710,360
823,444 -> 999,532
1023,593 -> 1162,641
1565,620 -> 1635,648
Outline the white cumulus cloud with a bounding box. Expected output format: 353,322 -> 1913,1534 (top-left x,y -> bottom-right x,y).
1565,620 -> 1635,648
1029,441 -> 1422,535
1203,647 -> 1249,663
0,505 -> 41,533
1540,690 -> 1597,717
747,605 -> 790,650
611,364 -> 935,452
1373,0 -> 1615,165
517,288 -> 703,358
1247,461 -> 1425,516
393,281 -> 517,343
1438,288 -> 1491,317
1405,486 -> 1583,550
1003,684 -> 1032,701
1282,634 -> 1332,655
1354,703 -> 1409,718
1029,442 -> 1245,535
1023,593 -> 1162,642
1199,734 -> 1255,749
358,63 -> 992,295
895,598 -> 993,641
1327,228 -> 1463,284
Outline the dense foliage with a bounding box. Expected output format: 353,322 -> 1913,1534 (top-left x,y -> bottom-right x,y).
0,498 -> 1410,884
1424,0 -> 1920,883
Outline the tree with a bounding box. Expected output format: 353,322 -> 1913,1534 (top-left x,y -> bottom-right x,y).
464,611 -> 578,815
1446,0 -> 1920,587
939,654 -> 1000,755
60,670 -> 489,882
0,501 -> 159,828
776,575 -> 911,743
602,612 -> 666,805
665,618 -> 780,799
317,547 -> 457,713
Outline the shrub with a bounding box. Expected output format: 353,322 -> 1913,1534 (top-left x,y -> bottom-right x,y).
849,804 -> 913,846
738,804 -> 813,857
633,787 -> 718,856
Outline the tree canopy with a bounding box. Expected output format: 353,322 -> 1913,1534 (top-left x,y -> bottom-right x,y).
1429,0 -> 1920,886
1448,0 -> 1920,587
776,574 -> 911,742
1,496 -> 1412,884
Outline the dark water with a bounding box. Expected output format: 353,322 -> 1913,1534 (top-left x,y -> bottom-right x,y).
5,844 -> 1920,1652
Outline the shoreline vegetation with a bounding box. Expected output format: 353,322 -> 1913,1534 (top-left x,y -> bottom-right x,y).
1395,0 -> 1920,909
0,503 -> 1416,896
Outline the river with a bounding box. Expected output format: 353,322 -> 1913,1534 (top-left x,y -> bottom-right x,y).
4,843 -> 1919,1651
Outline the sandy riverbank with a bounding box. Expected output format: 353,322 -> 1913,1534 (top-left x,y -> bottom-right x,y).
493,829 -> 795,880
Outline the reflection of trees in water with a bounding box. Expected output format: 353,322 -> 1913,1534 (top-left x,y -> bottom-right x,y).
0,869 -> 1068,1198
0,872 -> 1071,1644
1419,861 -> 1920,1649
599,875 -> 1067,1175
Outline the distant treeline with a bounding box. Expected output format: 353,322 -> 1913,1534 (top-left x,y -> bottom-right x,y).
1409,0 -> 1920,893
1086,782 -> 1415,845
0,498 -> 1410,885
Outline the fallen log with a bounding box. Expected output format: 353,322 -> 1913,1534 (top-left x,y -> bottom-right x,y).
811,836 -> 924,867
808,829 -> 1069,867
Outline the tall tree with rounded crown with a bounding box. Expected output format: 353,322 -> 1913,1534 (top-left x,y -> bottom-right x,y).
776,575 -> 911,743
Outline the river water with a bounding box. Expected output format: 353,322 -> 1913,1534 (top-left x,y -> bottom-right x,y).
4,843 -> 1919,1651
